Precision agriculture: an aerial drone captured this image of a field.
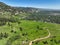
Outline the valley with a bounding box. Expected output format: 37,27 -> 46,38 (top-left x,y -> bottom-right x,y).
0,2 -> 60,45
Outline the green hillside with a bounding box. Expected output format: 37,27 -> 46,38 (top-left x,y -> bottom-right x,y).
32,22 -> 60,45
0,2 -> 60,24
0,20 -> 48,45
0,20 -> 60,45
0,2 -> 60,45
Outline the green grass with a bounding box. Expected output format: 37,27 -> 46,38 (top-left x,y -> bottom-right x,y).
0,20 -> 60,45
32,22 -> 60,45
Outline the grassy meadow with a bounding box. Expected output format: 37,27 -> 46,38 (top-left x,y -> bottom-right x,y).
0,20 -> 60,45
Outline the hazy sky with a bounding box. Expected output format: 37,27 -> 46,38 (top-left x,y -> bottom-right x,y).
0,0 -> 60,9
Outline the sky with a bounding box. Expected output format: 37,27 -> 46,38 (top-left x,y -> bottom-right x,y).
0,0 -> 60,9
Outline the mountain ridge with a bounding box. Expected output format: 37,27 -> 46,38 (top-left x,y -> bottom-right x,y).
0,2 -> 60,14
0,2 -> 60,24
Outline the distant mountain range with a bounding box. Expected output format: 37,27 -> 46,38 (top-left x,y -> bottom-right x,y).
0,2 -> 60,24
0,2 -> 60,15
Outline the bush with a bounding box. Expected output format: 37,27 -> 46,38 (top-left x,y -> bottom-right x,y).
4,32 -> 8,38
19,27 -> 23,31
37,25 -> 39,29
11,30 -> 14,33
0,32 -> 3,39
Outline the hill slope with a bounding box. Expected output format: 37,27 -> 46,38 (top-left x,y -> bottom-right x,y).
0,2 -> 60,24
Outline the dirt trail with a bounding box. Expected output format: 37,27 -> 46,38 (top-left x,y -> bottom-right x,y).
29,29 -> 51,45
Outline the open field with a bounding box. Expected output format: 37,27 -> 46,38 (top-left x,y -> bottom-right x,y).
0,20 -> 49,45
32,22 -> 60,45
0,20 -> 60,45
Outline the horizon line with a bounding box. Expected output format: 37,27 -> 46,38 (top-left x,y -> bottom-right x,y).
0,1 -> 60,10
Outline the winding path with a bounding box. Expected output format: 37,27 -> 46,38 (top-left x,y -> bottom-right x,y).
29,29 -> 51,45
